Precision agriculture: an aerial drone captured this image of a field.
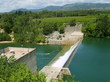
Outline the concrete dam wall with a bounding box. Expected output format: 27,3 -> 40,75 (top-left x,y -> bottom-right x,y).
0,47 -> 37,73
16,48 -> 37,72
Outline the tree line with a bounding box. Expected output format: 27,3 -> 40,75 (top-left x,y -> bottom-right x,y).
0,11 -> 77,43
0,10 -> 110,42
12,10 -> 110,18
82,15 -> 110,38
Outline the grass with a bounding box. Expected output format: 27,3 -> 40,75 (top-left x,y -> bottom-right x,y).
38,15 -> 96,24
36,14 -> 110,24
47,45 -> 71,66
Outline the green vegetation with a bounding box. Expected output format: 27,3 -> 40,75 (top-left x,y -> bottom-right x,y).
35,34 -> 46,43
0,56 -> 75,82
39,16 -> 95,23
0,12 -> 68,43
0,56 -> 46,82
82,15 -> 110,38
69,19 -> 76,26
0,33 -> 11,41
0,10 -> 110,43
0,14 -> 14,34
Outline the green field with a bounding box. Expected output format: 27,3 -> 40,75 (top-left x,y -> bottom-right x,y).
37,14 -> 110,24
38,15 -> 96,23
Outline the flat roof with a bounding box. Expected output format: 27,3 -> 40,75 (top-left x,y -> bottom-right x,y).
0,47 -> 36,60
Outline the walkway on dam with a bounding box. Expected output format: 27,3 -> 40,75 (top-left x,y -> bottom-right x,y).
41,40 -> 81,82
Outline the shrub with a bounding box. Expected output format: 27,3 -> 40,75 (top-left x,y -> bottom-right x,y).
0,33 -> 11,41
35,34 -> 46,43
0,56 -> 46,82
68,19 -> 76,26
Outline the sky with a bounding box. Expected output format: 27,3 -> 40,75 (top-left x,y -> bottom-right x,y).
0,0 -> 110,12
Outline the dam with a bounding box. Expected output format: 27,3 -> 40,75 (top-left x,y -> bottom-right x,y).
41,40 -> 81,82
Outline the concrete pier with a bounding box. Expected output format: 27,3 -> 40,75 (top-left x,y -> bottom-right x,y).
0,47 -> 37,72
41,66 -> 71,82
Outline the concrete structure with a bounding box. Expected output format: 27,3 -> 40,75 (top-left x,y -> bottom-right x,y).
41,40 -> 81,82
41,66 -> 71,82
0,47 -> 37,72
51,41 -> 80,67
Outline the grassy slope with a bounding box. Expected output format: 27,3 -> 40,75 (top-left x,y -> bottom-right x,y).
37,14 -> 110,24
38,15 -> 96,23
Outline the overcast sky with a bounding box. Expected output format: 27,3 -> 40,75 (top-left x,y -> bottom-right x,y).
0,0 -> 110,12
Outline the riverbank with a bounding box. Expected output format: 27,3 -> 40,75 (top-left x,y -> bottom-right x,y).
0,23 -> 83,45
0,41 -> 14,44
47,24 -> 83,45
0,24 -> 83,45
0,38 -> 83,45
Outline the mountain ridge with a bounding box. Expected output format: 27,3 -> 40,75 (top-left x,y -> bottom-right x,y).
11,3 -> 110,12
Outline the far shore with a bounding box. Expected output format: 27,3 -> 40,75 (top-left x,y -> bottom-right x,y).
0,41 -> 64,45
0,41 -> 76,45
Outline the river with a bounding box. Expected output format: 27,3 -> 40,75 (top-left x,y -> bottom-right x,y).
69,38 -> 110,82
0,43 -> 63,69
0,38 -> 110,82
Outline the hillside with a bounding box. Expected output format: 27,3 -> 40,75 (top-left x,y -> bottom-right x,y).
40,3 -> 110,11
11,3 -> 110,12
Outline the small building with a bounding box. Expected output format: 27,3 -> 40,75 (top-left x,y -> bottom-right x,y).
0,47 -> 37,72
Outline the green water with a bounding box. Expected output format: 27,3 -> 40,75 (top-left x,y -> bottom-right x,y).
0,38 -> 110,82
0,43 -> 63,69
69,38 -> 110,82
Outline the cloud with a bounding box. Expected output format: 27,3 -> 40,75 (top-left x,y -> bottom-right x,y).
0,0 -> 110,12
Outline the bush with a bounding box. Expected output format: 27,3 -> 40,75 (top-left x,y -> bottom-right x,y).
35,34 -> 46,43
82,15 -> 110,37
14,33 -> 27,43
68,19 -> 76,26
57,35 -> 62,40
0,33 -> 11,41
59,25 -> 65,34
0,56 -> 46,82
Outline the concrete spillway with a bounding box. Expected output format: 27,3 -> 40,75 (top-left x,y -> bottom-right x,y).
51,41 -> 80,68
41,40 -> 81,82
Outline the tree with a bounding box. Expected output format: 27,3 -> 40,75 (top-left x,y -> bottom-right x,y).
0,33 -> 11,41
96,15 -> 110,37
59,24 -> 65,34
68,19 -> 76,26
1,14 -> 14,33
0,56 -> 46,82
14,33 -> 27,43
82,21 -> 96,37
35,34 -> 46,43
82,15 -> 110,38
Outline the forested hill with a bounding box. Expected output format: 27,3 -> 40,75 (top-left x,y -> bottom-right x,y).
12,3 -> 110,12
40,3 -> 110,11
